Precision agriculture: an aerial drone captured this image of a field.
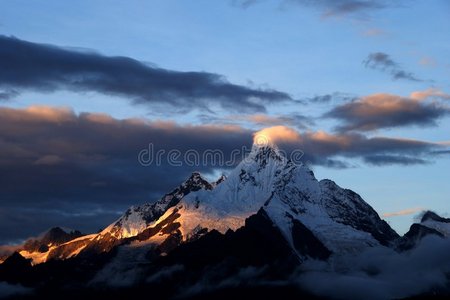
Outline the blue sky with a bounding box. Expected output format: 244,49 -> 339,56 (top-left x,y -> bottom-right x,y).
0,0 -> 449,239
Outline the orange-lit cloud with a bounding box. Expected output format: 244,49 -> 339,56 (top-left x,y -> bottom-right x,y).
326,91 -> 450,131
419,56 -> 437,68
81,113 -> 116,124
0,105 -> 75,123
0,105 -> 446,169
382,207 -> 424,218
409,88 -> 450,101
248,114 -> 286,125
362,28 -> 386,37
253,126 -> 300,146
304,130 -> 353,147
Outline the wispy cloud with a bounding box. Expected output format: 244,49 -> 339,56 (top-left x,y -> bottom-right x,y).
364,52 -> 422,81
419,56 -> 437,68
409,88 -> 450,101
361,28 -> 386,37
235,0 -> 393,18
364,155 -> 428,166
307,92 -> 352,103
199,113 -> 314,129
0,89 -> 19,101
382,207 -> 425,218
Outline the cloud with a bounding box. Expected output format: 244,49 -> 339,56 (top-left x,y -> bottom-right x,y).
233,0 -> 262,8
297,235 -> 450,300
325,91 -> 450,131
409,88 -> 450,101
0,106 -> 447,243
419,56 -> 437,68
0,89 -> 19,101
362,28 -> 386,37
364,52 -> 422,81
235,0 -> 391,18
247,114 -> 304,126
310,0 -> 386,18
199,113 -> 313,129
431,150 -> 450,156
0,35 -> 292,112
309,94 -> 333,103
307,92 -> 356,104
363,155 -> 428,166
293,131 -> 443,167
0,244 -> 21,257
34,155 -> 64,166
382,207 -> 425,218
254,125 -> 300,145
0,283 -> 31,298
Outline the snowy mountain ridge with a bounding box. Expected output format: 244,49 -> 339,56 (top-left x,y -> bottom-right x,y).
93,143 -> 398,262
3,142 -> 440,267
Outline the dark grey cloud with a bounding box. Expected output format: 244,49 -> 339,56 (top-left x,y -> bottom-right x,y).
233,0 -> 262,9
325,93 -> 450,131
364,52 -> 422,81
235,0 -> 394,17
285,131 -> 441,168
0,106 -> 446,243
0,89 -> 19,101
0,35 -> 292,112
307,92 -> 356,104
363,155 -> 429,166
431,150 -> 450,155
294,0 -> 386,17
310,94 -> 333,103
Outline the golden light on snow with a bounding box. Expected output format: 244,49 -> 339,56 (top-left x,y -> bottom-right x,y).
253,126 -> 300,146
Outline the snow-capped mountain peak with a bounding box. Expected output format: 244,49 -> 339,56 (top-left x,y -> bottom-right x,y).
420,211 -> 450,237
141,142 -> 397,255
8,141 -> 399,265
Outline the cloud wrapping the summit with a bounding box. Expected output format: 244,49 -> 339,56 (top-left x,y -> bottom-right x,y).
253,125 -> 300,145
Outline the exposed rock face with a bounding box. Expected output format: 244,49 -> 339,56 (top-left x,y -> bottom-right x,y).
23,227 -> 83,253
